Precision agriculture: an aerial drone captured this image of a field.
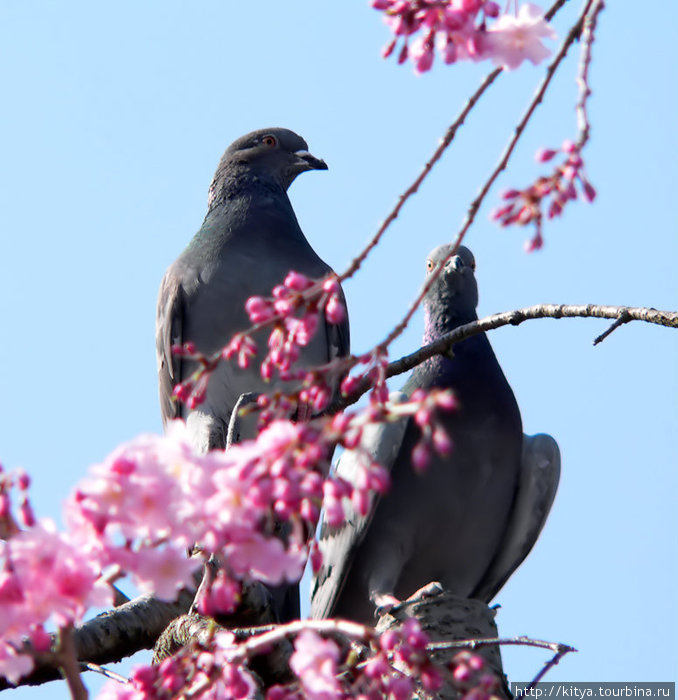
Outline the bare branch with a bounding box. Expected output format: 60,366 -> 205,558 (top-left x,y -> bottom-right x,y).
527,644 -> 576,690
593,308 -> 629,345
428,635 -> 576,656
55,625 -> 88,700
575,0 -> 605,150
333,304 -> 678,409
81,663 -> 129,685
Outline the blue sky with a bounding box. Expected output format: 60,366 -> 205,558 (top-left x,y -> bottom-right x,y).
0,1 -> 676,697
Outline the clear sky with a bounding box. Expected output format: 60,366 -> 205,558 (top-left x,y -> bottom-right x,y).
0,1 -> 676,697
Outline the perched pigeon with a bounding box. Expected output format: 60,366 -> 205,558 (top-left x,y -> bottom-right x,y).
156,128 -> 350,621
311,245 -> 560,623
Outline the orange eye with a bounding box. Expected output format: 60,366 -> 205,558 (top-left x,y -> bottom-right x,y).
426,259 -> 434,271
262,135 -> 277,147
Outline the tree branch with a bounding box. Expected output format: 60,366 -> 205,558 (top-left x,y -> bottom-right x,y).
428,635 -> 575,656
334,304 -> 678,410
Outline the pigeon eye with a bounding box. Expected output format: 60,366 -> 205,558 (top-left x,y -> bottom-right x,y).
262,135 -> 277,147
426,259 -> 434,271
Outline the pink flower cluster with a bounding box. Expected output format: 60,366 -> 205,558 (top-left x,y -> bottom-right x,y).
492,139 -> 596,251
372,1 -> 556,73
66,402 -> 434,619
340,348 -> 391,404
271,620 -> 443,699
365,619 -> 443,697
288,629 -> 342,699
0,466 -> 113,683
0,384 -> 459,687
247,272 -> 346,411
408,388 -> 456,470
96,618 -> 500,699
450,650 -> 503,698
66,420 -> 333,610
97,630 -> 256,699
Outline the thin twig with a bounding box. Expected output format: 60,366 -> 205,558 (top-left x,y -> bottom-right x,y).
338,67 -> 502,283
593,308 -> 630,345
428,635 -> 575,656
81,663 -> 129,685
333,303 -> 678,410
56,625 -> 89,700
429,636 -> 576,691
378,0 -> 593,353
527,645 -> 574,690
575,0 -> 605,149
233,618 -> 372,662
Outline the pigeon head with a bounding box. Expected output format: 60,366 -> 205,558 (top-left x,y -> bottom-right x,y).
423,244 -> 479,326
217,127 -> 327,191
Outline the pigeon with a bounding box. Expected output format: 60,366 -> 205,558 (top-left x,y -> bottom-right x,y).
311,245 -> 560,623
156,128 -> 350,621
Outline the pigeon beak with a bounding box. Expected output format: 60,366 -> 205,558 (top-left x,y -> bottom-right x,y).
294,149 -> 328,171
449,256 -> 465,272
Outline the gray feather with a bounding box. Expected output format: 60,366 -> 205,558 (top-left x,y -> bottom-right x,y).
472,432 -> 560,602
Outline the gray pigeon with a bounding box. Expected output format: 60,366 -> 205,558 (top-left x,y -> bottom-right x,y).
156,128 -> 350,621
311,245 -> 559,623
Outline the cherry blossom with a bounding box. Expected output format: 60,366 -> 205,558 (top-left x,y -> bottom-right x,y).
0,519 -> 113,682
97,630 -> 256,699
485,3 -> 557,70
289,629 -> 341,700
371,0 -> 554,73
492,139 -> 596,250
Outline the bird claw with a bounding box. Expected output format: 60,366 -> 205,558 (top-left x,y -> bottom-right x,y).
372,582 -> 444,619
405,581 -> 445,604
373,593 -> 401,619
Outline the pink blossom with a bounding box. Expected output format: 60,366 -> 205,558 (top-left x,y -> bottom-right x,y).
372,0 -> 553,73
7,520 -> 113,629
290,630 -> 341,700
340,374 -> 361,396
284,271 -> 312,291
409,35 -> 435,73
536,147 -> 557,162
123,546 -> 199,600
297,313 -> 321,346
432,426 -> 453,454
412,442 -> 431,471
386,676 -> 414,699
325,294 -> 346,325
484,3 -> 556,69
581,179 -> 597,202
96,680 -> 145,700
322,276 -> 341,295
0,643 -> 34,685
493,139 -> 595,249
245,296 -> 274,324
226,536 -> 307,585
